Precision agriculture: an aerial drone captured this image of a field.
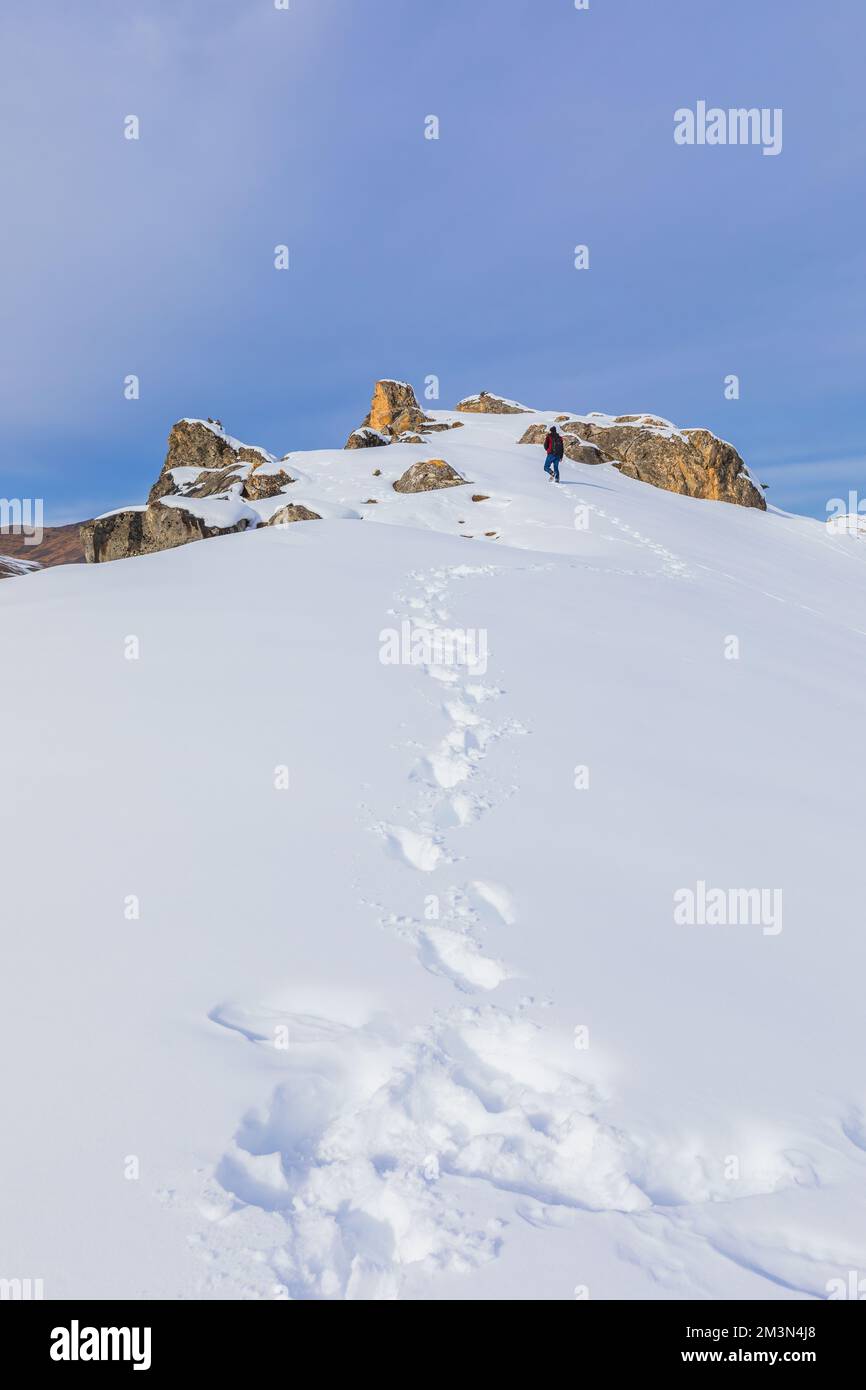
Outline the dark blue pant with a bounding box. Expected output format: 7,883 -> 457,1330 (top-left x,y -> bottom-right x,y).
544,452 -> 561,481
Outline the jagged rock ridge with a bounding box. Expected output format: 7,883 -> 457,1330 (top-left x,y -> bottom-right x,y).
72,385 -> 769,570
519,412 -> 766,510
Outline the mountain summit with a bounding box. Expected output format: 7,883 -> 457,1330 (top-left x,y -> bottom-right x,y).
72,381 -> 766,567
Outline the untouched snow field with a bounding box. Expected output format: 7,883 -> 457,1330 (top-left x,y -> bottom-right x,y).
3,407 -> 866,1300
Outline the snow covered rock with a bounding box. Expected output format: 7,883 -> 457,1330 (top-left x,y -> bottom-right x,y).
518,422 -> 608,467
149,420 -> 278,503
456,391 -> 530,414
345,426 -> 390,450
266,502 -> 322,526
344,380 -> 434,447
80,418 -> 303,562
344,380 -> 457,448
80,503 -> 254,563
392,458 -> 468,493
149,420 -> 241,502
186,465 -> 246,499
520,413 -> 766,509
242,466 -> 295,501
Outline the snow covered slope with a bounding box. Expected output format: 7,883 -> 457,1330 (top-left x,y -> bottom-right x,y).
2,407 -> 866,1301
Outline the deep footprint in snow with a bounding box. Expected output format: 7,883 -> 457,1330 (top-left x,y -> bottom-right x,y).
470,879 -> 517,926
448,789 -> 493,827
375,879 -> 516,994
196,1001 -> 648,1299
418,925 -> 514,992
377,822 -> 443,872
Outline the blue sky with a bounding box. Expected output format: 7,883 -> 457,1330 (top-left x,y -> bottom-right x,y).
1,0 -> 864,522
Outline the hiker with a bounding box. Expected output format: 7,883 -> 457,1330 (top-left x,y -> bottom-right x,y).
543,425 -> 564,482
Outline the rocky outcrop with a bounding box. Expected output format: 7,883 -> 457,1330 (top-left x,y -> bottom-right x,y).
345,427 -> 390,450
456,391 -> 529,414
237,445 -> 272,469
80,504 -> 254,564
519,414 -> 766,509
517,423 -> 608,467
267,503 -> 321,526
73,387 -> 766,574
242,468 -> 295,501
344,381 -> 460,448
180,466 -> 244,499
163,418 -> 239,475
82,416 -> 306,564
393,459 -> 468,494
344,381 -> 434,448
367,380 -> 431,435
149,420 -> 284,503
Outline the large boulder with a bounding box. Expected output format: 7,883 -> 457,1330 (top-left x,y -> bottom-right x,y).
519,415 -> 766,509
456,391 -> 530,414
345,427 -> 390,451
80,504 -> 253,564
392,459 -> 468,494
267,503 -> 321,526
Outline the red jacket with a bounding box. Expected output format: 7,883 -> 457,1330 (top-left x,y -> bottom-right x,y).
545,430 -> 564,458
